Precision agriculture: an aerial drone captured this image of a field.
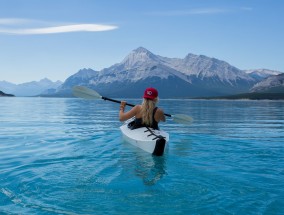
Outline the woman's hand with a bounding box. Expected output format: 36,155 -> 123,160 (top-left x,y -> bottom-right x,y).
120,101 -> 126,112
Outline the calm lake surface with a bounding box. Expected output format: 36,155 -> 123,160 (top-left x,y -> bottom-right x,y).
0,97 -> 283,215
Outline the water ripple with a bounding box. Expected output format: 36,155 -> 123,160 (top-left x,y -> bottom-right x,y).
0,98 -> 283,214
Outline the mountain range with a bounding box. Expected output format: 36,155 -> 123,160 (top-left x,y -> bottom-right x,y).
1,47 -> 282,98
53,47 -> 282,98
0,78 -> 62,97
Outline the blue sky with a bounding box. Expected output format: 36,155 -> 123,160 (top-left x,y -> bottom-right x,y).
0,0 -> 283,84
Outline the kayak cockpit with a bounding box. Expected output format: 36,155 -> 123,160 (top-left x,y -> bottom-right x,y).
120,119 -> 169,156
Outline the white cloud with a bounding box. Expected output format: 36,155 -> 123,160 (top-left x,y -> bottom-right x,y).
0,18 -> 118,35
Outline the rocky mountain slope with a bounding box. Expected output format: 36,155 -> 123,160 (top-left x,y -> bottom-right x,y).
250,73 -> 284,93
55,47 -> 270,98
0,90 -> 14,97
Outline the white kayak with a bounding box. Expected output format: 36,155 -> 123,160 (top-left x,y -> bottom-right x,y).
120,119 -> 169,156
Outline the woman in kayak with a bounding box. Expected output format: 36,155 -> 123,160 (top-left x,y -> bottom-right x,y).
119,87 -> 165,130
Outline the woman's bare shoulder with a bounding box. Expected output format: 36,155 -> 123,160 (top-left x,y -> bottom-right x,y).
156,108 -> 166,121
134,104 -> 142,110
157,107 -> 164,114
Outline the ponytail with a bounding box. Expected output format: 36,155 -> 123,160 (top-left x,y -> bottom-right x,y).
141,98 -> 157,126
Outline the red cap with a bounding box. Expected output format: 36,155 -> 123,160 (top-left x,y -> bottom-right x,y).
143,87 -> 158,100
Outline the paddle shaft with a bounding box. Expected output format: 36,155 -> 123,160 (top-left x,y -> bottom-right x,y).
72,86 -> 192,123
101,96 -> 172,117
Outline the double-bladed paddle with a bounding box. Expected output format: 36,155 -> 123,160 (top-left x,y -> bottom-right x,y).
72,85 -> 193,124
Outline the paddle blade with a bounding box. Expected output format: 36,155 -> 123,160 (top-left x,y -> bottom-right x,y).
172,114 -> 193,124
72,86 -> 102,100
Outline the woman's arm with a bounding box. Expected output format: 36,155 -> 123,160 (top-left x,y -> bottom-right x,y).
119,101 -> 139,122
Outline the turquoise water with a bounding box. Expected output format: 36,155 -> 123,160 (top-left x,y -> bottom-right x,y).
0,97 -> 283,215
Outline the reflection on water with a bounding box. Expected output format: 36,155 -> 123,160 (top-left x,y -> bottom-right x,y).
134,153 -> 167,186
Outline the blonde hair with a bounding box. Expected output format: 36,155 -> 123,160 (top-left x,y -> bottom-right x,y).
141,98 -> 158,126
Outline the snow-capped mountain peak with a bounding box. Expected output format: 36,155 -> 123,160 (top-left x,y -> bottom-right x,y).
73,68 -> 98,78
245,69 -> 282,81
121,47 -> 160,68
157,52 -> 253,85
